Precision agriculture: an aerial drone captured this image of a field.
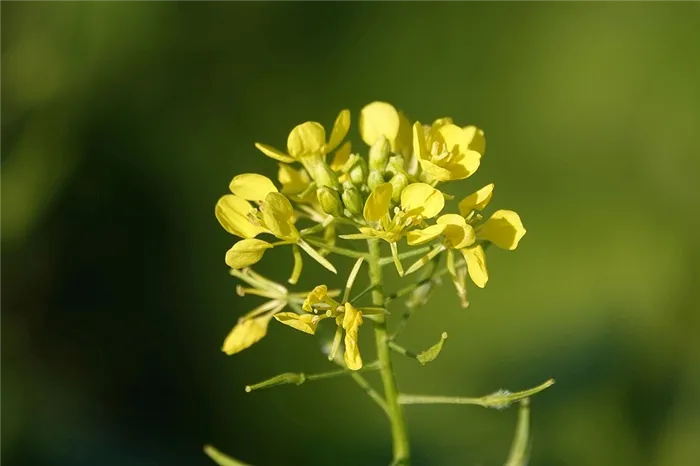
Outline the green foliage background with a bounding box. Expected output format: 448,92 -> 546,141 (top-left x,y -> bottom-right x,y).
2,3 -> 699,465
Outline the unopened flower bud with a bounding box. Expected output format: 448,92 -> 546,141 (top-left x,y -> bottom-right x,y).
313,163 -> 341,190
367,169 -> 385,192
386,154 -> 405,175
349,157 -> 368,186
342,186 -> 363,215
369,135 -> 391,171
389,173 -> 408,201
317,187 -> 344,217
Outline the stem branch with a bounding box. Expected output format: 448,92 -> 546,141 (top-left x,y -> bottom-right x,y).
398,379 -> 555,409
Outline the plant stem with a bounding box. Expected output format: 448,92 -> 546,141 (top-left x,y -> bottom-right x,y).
398,379 -> 555,408
350,372 -> 390,415
368,239 -> 411,465
304,237 -> 369,259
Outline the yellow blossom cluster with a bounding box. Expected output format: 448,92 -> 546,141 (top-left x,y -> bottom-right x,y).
215,102 -> 526,369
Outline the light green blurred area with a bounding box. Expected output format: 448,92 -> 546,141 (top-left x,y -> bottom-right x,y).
2,2 -> 700,466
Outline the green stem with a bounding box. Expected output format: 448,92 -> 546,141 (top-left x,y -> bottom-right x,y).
304,237 -> 369,259
245,361 -> 382,392
398,379 -> 555,409
368,239 -> 411,465
387,341 -> 418,360
350,372 -> 390,415
379,245 -> 432,266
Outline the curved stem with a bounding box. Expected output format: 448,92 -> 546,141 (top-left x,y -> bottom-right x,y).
368,239 -> 411,465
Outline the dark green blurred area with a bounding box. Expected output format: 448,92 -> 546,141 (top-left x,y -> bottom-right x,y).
2,2 -> 700,465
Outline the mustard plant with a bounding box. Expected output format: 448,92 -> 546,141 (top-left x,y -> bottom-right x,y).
206,102 -> 553,466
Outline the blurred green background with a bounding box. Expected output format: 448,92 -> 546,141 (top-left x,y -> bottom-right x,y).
2,2 -> 700,465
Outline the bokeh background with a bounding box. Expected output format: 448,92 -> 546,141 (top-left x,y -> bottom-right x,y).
3,2 -> 700,466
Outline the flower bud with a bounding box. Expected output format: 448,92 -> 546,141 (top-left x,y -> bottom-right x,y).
349,157 -> 368,186
341,186 -> 363,215
369,135 -> 391,171
386,154 -> 405,175
367,169 -> 385,192
317,187 -> 344,217
313,163 -> 341,190
389,173 -> 409,201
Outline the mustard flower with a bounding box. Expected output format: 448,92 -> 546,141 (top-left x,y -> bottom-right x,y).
412,119 -> 484,182
406,184 -> 526,293
254,110 -> 350,188
274,259 -> 387,371
342,182 -> 444,242
338,181 -> 444,275
222,269 -> 340,355
215,173 -> 336,279
275,284 -> 368,370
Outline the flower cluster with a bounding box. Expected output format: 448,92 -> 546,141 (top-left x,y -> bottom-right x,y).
215,102 -> 526,368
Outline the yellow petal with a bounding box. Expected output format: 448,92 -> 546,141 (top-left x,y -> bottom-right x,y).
432,117 -> 454,128
330,141 -> 352,172
302,284 -> 331,312
436,214 -> 475,249
254,143 -> 296,163
477,210 -> 526,250
463,125 -> 486,155
395,111 -> 413,153
287,121 -> 326,158
462,245 -> 488,288
342,303 -> 363,370
436,213 -> 467,227
222,315 -> 271,355
225,239 -> 273,269
406,224 -> 447,245
359,101 -> 400,147
412,122 -> 430,161
400,183 -> 445,218
418,158 -> 454,181
363,182 -> 393,222
274,312 -> 319,335
215,194 -> 267,238
458,183 -> 494,216
451,150 -> 481,177
437,124 -> 471,155
262,192 -> 297,240
278,164 -> 310,195
229,174 -> 278,201
327,109 -> 350,152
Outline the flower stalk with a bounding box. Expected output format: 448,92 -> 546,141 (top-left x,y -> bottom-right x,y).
368,239 -> 411,465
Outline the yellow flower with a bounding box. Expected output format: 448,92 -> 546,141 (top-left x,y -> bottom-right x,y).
412,120 -> 483,181
345,182 -> 445,244
215,173 -> 336,274
359,101 -> 412,154
274,282 -> 383,371
301,284 -> 338,312
255,110 -> 350,162
254,110 -> 350,188
223,269 -> 336,355
341,181 -> 445,275
406,184 -> 526,293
